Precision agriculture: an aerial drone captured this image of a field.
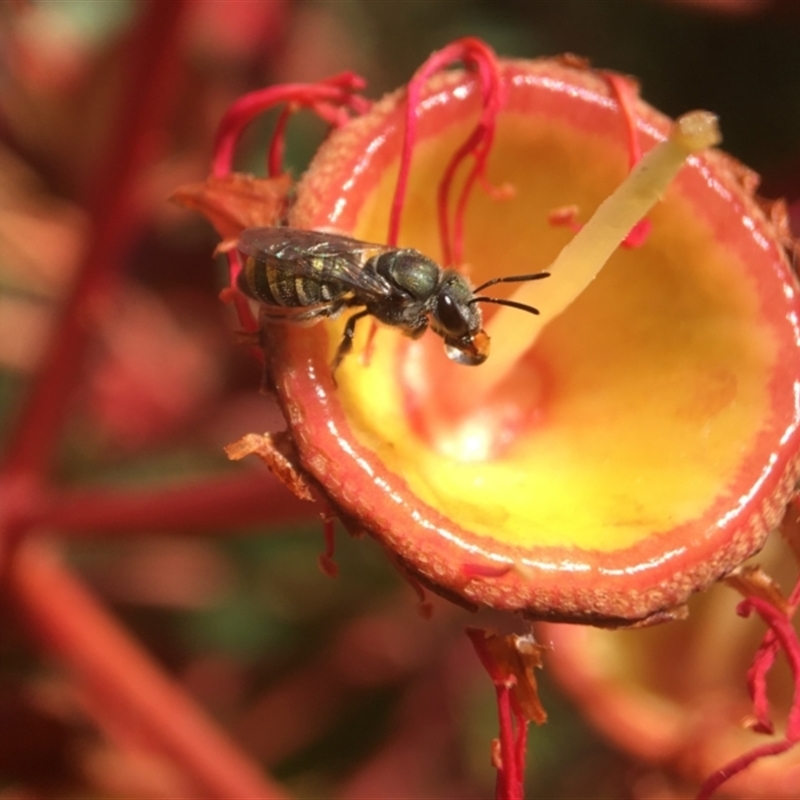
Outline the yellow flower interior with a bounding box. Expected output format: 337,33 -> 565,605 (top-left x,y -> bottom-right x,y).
325,115 -> 774,552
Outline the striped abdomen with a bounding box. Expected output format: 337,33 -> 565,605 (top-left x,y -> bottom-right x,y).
239,253 -> 350,308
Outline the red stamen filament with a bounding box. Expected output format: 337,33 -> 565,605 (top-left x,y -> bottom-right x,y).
598,72 -> 653,248
211,72 -> 368,178
267,104 -> 295,178
209,73 -> 369,332
388,37 -> 505,265
547,71 -> 652,249
602,72 -> 642,169
696,595 -> 800,800
745,575 -> 800,735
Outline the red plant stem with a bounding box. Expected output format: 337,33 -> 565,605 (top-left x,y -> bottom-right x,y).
0,0 -> 187,481
495,683 -> 522,800
29,471 -> 314,537
513,706 -> 528,788
466,628 -> 526,800
10,539 -> 288,800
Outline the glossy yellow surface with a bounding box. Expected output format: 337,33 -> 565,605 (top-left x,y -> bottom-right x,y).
326,116 -> 774,552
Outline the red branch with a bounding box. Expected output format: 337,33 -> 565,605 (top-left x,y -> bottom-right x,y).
10,539 -> 287,800
30,471 -> 314,537
696,595 -> 800,800
0,6 -> 303,795
388,37 -> 505,265
0,0 -> 187,481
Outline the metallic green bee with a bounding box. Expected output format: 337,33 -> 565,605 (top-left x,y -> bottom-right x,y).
237,227 -> 548,372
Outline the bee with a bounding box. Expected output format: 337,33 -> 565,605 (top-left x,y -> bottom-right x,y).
237,226 -> 549,372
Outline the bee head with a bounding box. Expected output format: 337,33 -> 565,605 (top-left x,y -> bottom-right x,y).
431,273 -> 489,366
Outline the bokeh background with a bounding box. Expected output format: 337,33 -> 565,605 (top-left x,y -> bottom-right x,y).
1,1 -> 799,798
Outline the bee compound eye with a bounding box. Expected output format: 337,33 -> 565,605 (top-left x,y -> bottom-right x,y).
435,293 -> 470,337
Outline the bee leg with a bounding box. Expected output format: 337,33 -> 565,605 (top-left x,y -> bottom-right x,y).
331,309 -> 370,376
234,329 -> 263,348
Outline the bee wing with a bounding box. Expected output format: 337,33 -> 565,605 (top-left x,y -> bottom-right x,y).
238,227 -> 392,297
258,302 -> 339,323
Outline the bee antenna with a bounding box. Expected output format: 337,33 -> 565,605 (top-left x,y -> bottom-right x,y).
469,296 -> 541,316
472,271 -> 550,294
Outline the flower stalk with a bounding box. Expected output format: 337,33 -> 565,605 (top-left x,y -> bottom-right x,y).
0,0 -> 186,480
0,4 -> 304,795
11,539 -> 285,800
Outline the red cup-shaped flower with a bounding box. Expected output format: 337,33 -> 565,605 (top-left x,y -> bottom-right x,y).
544,531 -> 800,797
249,56 -> 800,626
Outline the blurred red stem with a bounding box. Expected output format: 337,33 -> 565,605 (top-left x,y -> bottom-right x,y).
10,539 -> 287,800
0,0 -> 186,480
513,706 -> 528,786
31,471 -> 314,537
